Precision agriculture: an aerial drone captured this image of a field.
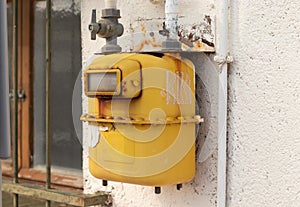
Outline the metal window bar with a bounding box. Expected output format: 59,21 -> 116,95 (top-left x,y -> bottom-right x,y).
12,0 -> 19,206
1,1 -> 111,207
45,0 -> 52,206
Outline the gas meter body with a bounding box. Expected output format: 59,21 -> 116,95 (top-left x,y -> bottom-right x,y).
81,53 -> 201,186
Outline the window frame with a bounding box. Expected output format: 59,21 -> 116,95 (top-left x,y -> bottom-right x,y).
2,0 -> 83,189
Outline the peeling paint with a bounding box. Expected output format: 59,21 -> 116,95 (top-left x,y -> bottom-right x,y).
178,15 -> 215,50
128,15 -> 215,52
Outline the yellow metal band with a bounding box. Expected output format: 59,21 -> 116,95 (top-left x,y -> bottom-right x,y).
81,115 -> 203,125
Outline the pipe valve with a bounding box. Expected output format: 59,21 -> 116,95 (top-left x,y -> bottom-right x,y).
88,8 -> 124,53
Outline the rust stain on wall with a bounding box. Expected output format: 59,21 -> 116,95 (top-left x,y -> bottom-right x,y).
129,15 -> 215,52
131,22 -> 163,51
134,36 -> 162,51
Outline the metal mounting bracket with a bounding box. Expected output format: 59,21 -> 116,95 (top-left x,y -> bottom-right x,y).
214,55 -> 234,72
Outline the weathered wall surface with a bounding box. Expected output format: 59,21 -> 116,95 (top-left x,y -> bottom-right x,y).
227,1 -> 300,207
81,0 -> 300,207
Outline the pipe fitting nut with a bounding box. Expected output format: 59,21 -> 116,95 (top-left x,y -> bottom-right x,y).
102,8 -> 121,18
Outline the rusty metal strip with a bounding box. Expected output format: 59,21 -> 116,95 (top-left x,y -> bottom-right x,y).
81,115 -> 203,125
2,180 -> 112,207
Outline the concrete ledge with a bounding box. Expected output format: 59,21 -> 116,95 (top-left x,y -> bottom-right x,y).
2,180 -> 112,207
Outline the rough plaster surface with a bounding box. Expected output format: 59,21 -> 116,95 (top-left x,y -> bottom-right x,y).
227,0 -> 300,207
81,0 -> 300,206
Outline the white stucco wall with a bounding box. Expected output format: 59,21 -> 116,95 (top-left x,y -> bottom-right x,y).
227,1 -> 300,207
81,0 -> 300,207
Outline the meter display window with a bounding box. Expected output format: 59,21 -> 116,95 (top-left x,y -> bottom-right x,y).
88,73 -> 117,92
86,70 -> 121,96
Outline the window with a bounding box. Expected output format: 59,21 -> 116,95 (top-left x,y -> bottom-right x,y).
33,0 -> 82,170
3,0 -> 83,188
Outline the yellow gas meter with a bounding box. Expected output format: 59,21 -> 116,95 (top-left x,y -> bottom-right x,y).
81,53 -> 202,193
